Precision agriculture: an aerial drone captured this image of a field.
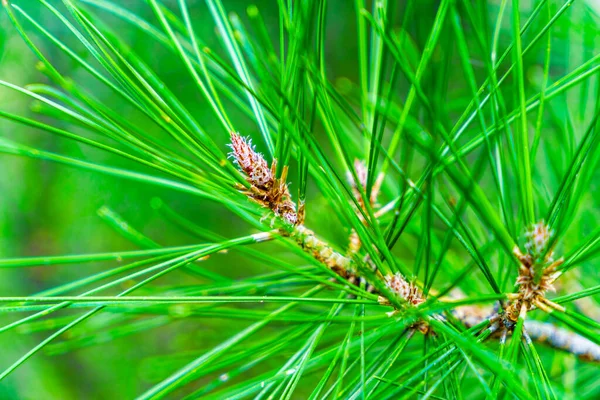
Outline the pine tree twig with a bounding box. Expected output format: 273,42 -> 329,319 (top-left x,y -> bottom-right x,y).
451,303 -> 600,362
228,133 -> 422,317
291,225 -> 354,277
228,133 -> 600,350
229,132 -> 359,280
524,321 -> 600,362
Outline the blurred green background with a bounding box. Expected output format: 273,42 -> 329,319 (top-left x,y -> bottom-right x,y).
0,0 -> 599,398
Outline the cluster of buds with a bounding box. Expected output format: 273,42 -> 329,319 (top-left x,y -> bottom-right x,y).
229,132 -> 298,225
505,221 -> 563,324
378,273 -> 428,332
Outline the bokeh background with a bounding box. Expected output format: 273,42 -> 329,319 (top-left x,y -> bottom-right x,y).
0,1 -> 599,398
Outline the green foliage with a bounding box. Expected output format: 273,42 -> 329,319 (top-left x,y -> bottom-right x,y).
0,0 -> 599,398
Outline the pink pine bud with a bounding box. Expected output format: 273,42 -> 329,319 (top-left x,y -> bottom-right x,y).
229,132 -> 273,187
347,159 -> 384,207
229,132 -> 298,226
347,159 -> 368,189
384,273 -> 424,306
524,221 -> 553,260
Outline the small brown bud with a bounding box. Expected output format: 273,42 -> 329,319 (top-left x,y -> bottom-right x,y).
229,132 -> 298,226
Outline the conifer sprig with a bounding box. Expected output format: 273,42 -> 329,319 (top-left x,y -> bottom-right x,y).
0,0 -> 599,399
